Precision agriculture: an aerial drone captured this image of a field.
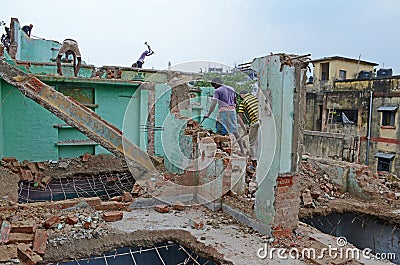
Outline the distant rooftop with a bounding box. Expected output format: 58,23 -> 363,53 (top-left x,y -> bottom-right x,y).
311,56 -> 378,66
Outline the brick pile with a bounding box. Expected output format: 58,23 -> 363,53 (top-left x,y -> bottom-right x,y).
181,119 -> 258,201
0,197 -> 129,264
1,157 -> 50,189
299,159 -> 400,208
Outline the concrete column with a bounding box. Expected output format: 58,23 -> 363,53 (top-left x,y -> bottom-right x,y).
251,55 -> 306,233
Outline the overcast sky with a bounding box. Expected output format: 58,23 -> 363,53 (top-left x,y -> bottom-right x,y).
1,0 -> 400,73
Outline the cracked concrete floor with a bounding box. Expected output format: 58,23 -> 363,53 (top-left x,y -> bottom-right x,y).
110,206 -> 396,265
111,206 -> 305,265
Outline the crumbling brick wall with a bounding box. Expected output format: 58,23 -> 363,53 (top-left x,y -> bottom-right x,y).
272,173 -> 300,238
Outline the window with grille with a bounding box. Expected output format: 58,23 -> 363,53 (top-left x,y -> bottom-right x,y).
332,110 -> 357,124
377,157 -> 391,172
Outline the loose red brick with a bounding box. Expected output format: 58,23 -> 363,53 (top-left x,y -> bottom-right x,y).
82,153 -> 91,162
8,233 -> 34,244
0,220 -> 11,243
121,191 -> 133,203
26,163 -> 38,174
110,196 -> 122,202
84,197 -> 102,207
40,175 -> 52,186
11,221 -> 37,234
272,227 -> 292,239
84,222 -> 91,229
17,243 -> 43,265
172,201 -> 185,211
154,205 -> 170,213
20,169 -> 32,182
102,211 -> 123,222
2,157 -> 17,163
36,162 -> 45,170
0,245 -> 17,262
43,216 -> 60,229
95,201 -> 125,211
65,216 -> 78,225
33,229 -> 47,255
46,200 -> 78,210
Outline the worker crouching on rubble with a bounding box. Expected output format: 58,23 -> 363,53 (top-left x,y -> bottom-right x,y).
204,77 -> 246,156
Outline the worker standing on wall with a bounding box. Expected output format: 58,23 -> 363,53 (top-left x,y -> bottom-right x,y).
132,42 -> 154,68
56,39 -> 82,77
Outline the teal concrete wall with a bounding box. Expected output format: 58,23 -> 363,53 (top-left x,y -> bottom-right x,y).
252,55 -> 295,226
195,87 -> 216,131
0,77 -> 145,161
27,64 -> 93,78
154,84 -> 188,174
1,82 -> 60,161
12,19 -> 61,63
120,86 -> 149,153
18,35 -> 60,63
154,84 -> 171,157
154,84 -> 216,174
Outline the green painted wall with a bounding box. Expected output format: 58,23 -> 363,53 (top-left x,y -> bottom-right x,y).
0,76 -> 146,161
1,83 -> 60,161
12,19 -> 60,63
154,84 -> 171,157
96,84 -> 143,154
27,64 -> 94,78
18,35 -> 60,63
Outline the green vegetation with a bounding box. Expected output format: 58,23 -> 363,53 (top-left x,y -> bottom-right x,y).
191,72 -> 256,93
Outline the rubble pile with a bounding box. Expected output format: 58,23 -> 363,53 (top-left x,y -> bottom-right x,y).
1,157 -> 49,189
184,119 -> 258,198
1,154 -> 129,191
300,158 -> 400,209
299,161 -> 341,208
0,197 -> 126,264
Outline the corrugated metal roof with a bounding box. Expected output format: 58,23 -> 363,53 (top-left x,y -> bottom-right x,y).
377,105 -> 398,112
374,152 -> 396,160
